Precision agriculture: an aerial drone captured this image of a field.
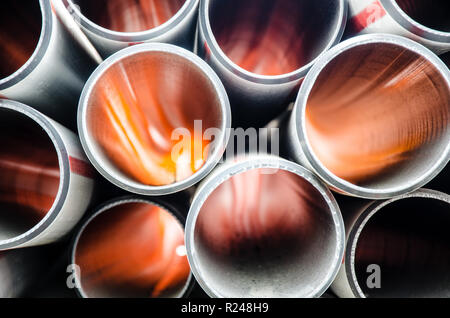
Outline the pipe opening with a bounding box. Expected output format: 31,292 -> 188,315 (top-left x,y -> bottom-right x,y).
207,0 -> 342,76
354,196 -> 450,297
394,0 -> 450,32
72,0 -> 186,33
193,168 -> 338,297
74,201 -> 190,298
0,108 -> 60,242
85,50 -> 223,187
305,42 -> 450,192
0,0 -> 42,79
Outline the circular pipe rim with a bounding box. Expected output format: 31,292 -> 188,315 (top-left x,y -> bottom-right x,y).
379,0 -> 450,43
0,0 -> 52,89
344,188 -> 450,298
199,0 -> 348,85
64,0 -> 198,42
0,99 -> 70,250
70,196 -> 193,298
185,156 -> 345,298
78,42 -> 231,196
293,33 -> 450,199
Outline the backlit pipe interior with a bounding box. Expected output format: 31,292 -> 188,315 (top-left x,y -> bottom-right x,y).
0,0 -> 42,78
72,0 -> 186,33
193,168 -> 338,297
207,0 -> 342,76
353,197 -> 450,297
394,0 -> 450,32
305,42 -> 450,190
0,108 -> 60,242
74,201 -> 190,298
86,51 -> 223,186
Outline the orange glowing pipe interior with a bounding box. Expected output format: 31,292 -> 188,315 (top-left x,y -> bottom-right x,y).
0,112 -> 60,240
0,0 -> 41,78
73,0 -> 186,32
209,0 -> 340,76
75,202 -> 190,298
305,43 -> 450,186
88,51 -> 221,186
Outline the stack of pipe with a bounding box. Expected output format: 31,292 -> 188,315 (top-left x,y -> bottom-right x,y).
0,0 -> 448,299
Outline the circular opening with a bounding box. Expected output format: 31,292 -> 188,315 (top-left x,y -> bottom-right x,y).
0,0 -> 42,79
74,201 -> 190,298
304,41 -> 450,193
0,108 -> 60,243
85,49 -> 224,188
207,0 -> 343,76
394,0 -> 450,32
192,167 -> 339,297
72,0 -> 186,33
353,196 -> 450,297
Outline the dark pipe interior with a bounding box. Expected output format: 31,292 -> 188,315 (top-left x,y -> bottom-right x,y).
72,0 -> 186,32
354,197 -> 450,297
0,0 -> 42,79
0,108 -> 60,241
208,0 -> 342,76
395,0 -> 450,32
305,42 -> 450,190
194,168 -> 338,297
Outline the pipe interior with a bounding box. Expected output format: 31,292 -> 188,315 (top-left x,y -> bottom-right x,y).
208,0 -> 342,76
0,108 -> 60,242
394,0 -> 450,32
72,0 -> 186,33
0,0 -> 42,79
74,202 -> 190,298
193,168 -> 338,297
305,42 -> 450,191
354,197 -> 450,297
86,51 -> 223,187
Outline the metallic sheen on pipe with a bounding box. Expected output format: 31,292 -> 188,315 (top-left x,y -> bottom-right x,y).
78,43 -> 231,196
72,197 -> 192,298
185,155 -> 345,298
287,34 -> 450,199
0,0 -> 97,128
346,0 -> 450,53
61,0 -> 199,57
0,99 -> 95,250
198,0 -> 347,127
331,189 -> 450,298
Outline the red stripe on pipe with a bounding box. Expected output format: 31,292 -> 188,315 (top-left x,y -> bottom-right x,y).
349,0 -> 387,34
69,156 -> 95,179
